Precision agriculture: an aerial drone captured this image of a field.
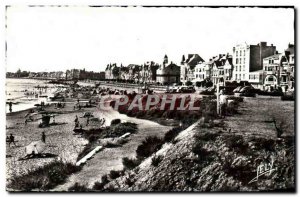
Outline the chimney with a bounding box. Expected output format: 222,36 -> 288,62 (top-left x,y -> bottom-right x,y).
260,42 -> 267,47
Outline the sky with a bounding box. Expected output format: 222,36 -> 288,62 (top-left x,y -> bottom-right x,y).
6,6 -> 294,72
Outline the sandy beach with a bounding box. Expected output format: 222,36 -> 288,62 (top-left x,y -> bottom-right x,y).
6,101 -> 95,182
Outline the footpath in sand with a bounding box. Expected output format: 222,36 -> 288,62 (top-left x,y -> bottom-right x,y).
53,107 -> 172,191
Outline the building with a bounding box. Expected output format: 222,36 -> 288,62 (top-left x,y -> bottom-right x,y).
65,69 -> 80,80
180,54 -> 205,84
249,70 -> 264,89
156,55 -> 180,85
263,43 -> 294,91
139,61 -> 159,84
105,63 -> 119,80
211,54 -> 233,85
232,42 -> 276,83
193,62 -> 211,84
262,53 -> 281,90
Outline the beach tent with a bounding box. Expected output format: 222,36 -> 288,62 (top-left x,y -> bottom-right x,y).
25,140 -> 46,155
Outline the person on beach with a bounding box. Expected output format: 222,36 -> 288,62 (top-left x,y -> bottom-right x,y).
41,132 -> 46,143
75,115 -> 78,123
86,116 -> 90,126
8,134 -> 16,147
74,115 -> 79,128
8,102 -> 12,113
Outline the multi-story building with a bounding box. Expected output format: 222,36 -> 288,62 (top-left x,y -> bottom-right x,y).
262,53 -> 281,90
139,61 -> 159,84
232,42 -> 276,83
211,54 -> 233,85
193,62 -> 212,84
263,43 -> 294,91
193,54 -> 233,86
105,63 -> 119,80
180,54 -> 205,83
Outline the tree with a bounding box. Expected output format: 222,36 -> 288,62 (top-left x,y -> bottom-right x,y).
185,81 -> 193,86
204,79 -> 213,88
195,81 -> 202,87
112,67 -> 120,78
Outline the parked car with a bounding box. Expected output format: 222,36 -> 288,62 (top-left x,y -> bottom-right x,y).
199,87 -> 215,95
178,86 -> 195,93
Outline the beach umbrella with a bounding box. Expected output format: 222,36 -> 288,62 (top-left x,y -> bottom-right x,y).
25,140 -> 46,155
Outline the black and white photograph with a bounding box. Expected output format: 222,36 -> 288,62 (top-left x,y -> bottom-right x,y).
4,4 -> 295,192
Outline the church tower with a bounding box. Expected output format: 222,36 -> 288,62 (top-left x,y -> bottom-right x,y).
163,54 -> 168,66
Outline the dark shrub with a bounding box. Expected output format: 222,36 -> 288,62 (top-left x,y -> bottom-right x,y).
122,157 -> 141,170
103,184 -> 117,192
8,161 -> 81,191
195,132 -> 219,142
164,127 -> 183,143
111,119 -> 121,125
93,175 -> 109,191
99,122 -> 137,139
151,155 -> 163,167
136,136 -> 163,159
185,81 -> 193,86
136,110 -> 146,118
104,122 -> 137,138
192,143 -> 214,166
281,94 -> 294,101
162,110 -> 176,119
225,135 -> 249,154
77,143 -> 93,161
250,137 -> 276,152
68,182 -> 90,192
88,135 -> 97,143
109,170 -> 124,180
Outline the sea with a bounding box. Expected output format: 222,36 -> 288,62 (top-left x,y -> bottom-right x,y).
6,78 -> 63,113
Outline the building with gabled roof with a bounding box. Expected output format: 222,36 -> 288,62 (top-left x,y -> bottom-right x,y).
180,54 -> 205,83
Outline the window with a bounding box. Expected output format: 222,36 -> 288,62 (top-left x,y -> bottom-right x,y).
239,66 -> 241,71
243,50 -> 246,56
243,65 -> 245,71
243,58 -> 245,64
239,74 -> 241,80
236,58 -> 239,64
243,74 -> 245,79
235,74 -> 237,79
268,76 -> 274,81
